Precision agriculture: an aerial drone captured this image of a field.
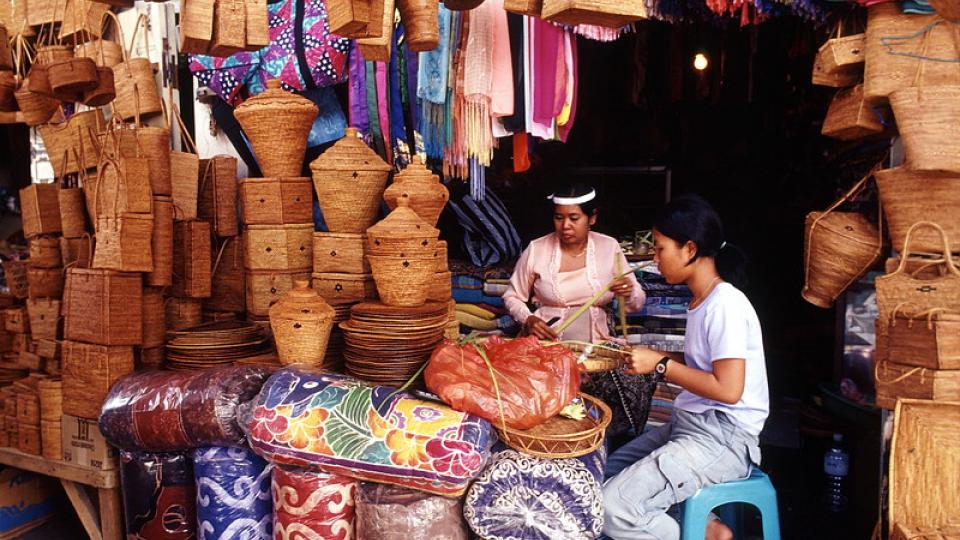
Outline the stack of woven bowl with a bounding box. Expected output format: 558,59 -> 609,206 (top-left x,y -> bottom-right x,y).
365,198 -> 441,308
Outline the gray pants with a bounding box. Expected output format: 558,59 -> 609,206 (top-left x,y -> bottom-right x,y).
602,409 -> 761,540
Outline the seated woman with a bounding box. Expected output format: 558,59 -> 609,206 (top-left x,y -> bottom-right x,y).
503,182 -> 645,343
603,195 -> 769,540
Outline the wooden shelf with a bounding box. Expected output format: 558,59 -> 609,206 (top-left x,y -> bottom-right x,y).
0,112 -> 25,125
0,446 -> 118,488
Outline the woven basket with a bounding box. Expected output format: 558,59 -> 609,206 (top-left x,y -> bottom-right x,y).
26,298 -> 61,341
3,261 -> 29,299
29,236 -> 62,268
427,271 -> 452,302
16,393 -> 39,425
27,0 -> 59,26
35,44 -> 72,65
889,400 -> 960,539
246,270 -> 311,317
366,197 -> 439,257
147,195 -> 174,287
37,108 -> 105,176
211,0 -> 246,57
40,419 -> 61,460
397,0 -> 438,52
17,423 -> 40,455
63,268 -> 143,346
179,0 -> 215,54
367,254 -> 438,307
876,167 -> 960,254
802,173 -> 883,308
889,85 -> 960,173
313,232 -> 370,274
235,80 -> 318,178
61,340 -> 134,419
76,32 -> 123,68
239,177 -> 313,225
36,378 -> 62,422
137,125 -> 173,196
169,103 -> 200,221
244,223 -> 314,271
172,219 -> 212,298
812,32 -> 865,88
27,265 -> 64,298
541,0 -> 645,27
59,186 -> 88,238
199,155 -> 239,237
875,361 -> 960,410
92,197 -> 155,272
35,339 -> 61,360
311,272 -> 377,304
356,0 -> 394,61
18,350 -> 43,371
497,392 -> 611,458
269,279 -> 336,366
245,0 -> 269,50
311,128 -> 392,233
206,235 -> 246,313
27,63 -> 55,98
383,156 -> 449,226
14,82 -> 59,126
165,296 -> 203,330
59,235 -> 93,268
930,0 -> 960,22
880,306 -> 960,370
327,0 -> 373,36
864,4 -> 960,101
110,13 -> 162,120
20,184 -> 62,239
0,72 -> 15,112
141,286 -> 166,348
80,65 -> 114,106
47,57 -> 98,98
821,84 -> 888,141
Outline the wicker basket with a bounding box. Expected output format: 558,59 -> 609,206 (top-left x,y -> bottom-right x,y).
27,62 -> 55,98
366,198 -> 440,258
235,80 -> 318,178
75,11 -> 123,67
141,286 -> 166,349
137,125 -> 173,196
14,82 -> 59,126
59,0 -> 109,43
876,167 -> 960,254
875,361 -> 960,410
59,186 -> 88,238
47,57 -> 98,99
889,85 -> 960,173
383,156 -> 449,226
239,177 -> 313,225
269,279 -> 335,366
396,0 -> 438,52
93,211 -> 154,273
37,108 -> 105,176
170,104 -> 200,221
63,268 -> 143,346
245,0 -> 269,50
40,419 -> 61,460
17,423 -> 40,455
812,32 -> 865,88
147,195 -> 174,287
4,307 -> 28,334
61,340 -> 134,419
88,150 -> 153,216
20,184 -> 62,239
26,298 -> 61,341
16,393 -> 39,425
0,72 -> 16,112
179,0 -> 215,54
199,155 -> 239,237
206,236 -> 246,313
367,254 -> 438,307
356,0 -> 394,61
311,272 -> 377,304
211,0 -> 246,57
172,219 -> 212,298
110,13 -> 162,120
3,261 -> 29,299
821,85 -> 888,141
35,339 -> 61,361
428,271 -> 452,302
497,393 -> 611,458
165,296 -> 203,330
27,265 -> 64,298
81,65 -> 115,107
313,232 -> 370,274
541,0 -> 646,28
27,0 -> 59,26
880,306 -> 960,370
36,378 -> 62,422
244,223 -> 314,271
59,235 -> 93,268
802,173 -> 883,308
326,0 -> 373,37
245,270 -> 311,317
29,236 -> 62,268
310,128 -> 391,234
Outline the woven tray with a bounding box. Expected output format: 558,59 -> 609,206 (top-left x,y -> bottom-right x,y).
497,392 -> 611,458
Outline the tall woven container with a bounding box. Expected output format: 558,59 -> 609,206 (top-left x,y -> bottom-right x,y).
172,219 -> 212,298
269,280 -> 335,366
396,0 -> 438,52
244,224 -> 314,271
110,13 -> 162,120
888,86 -> 960,173
37,108 -> 106,176
311,128 -> 392,233
356,0 -> 394,61
171,104 -> 200,221
59,186 -> 88,238
876,167 -> 960,254
41,420 -> 61,460
179,0 -> 215,54
206,236 -> 246,313
137,126 -> 173,196
27,298 -> 61,340
239,177 -> 313,225
61,341 -> 134,419
141,286 -> 166,348
29,236 -> 62,268
63,268 -> 143,346
165,296 -> 203,330
20,184 -> 62,239
383,156 -> 449,226
245,270 -> 310,317
199,155 -> 239,237
36,378 -> 62,422
541,0 -> 645,28
60,235 -> 93,268
802,174 -> 883,309
235,80 -> 318,178
147,195 -> 174,287
27,265 -> 65,298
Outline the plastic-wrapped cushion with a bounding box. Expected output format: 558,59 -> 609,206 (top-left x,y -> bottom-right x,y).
355,482 -> 469,540
193,446 -> 273,539
464,446 -> 606,540
273,466 -> 357,540
244,367 -> 494,497
120,451 -> 197,540
99,366 -> 270,452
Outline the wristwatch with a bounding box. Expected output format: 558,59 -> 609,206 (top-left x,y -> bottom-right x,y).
654,357 -> 671,380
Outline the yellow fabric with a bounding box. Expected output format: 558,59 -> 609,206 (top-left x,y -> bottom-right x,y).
456,303 -> 497,320
456,311 -> 500,331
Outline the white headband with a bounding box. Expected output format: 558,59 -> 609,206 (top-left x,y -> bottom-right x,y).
548,189 -> 596,206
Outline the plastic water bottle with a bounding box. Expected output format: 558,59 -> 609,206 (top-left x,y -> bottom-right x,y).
822,433 -> 850,512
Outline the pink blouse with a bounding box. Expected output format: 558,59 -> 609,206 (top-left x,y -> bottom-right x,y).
504,232 -> 646,342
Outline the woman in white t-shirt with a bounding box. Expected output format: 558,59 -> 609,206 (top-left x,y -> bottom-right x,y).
602,195 -> 769,540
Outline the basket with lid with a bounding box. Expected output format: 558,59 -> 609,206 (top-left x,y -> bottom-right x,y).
269,279 -> 336,366
383,156 -> 449,227
235,80 -> 318,178
366,198 -> 440,257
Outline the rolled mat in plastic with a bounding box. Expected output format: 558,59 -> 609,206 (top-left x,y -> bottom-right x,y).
120,451 -> 197,540
193,446 -> 273,539
273,466 -> 357,540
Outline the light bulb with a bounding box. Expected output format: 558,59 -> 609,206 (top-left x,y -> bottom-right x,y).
693,53 -> 709,71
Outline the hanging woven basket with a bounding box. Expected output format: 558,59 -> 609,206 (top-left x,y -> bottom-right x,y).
0,72 -> 16,112
397,0 -> 439,52
269,279 -> 336,366
81,65 -> 115,107
47,56 -> 99,99
235,80 -> 318,178
889,85 -> 960,173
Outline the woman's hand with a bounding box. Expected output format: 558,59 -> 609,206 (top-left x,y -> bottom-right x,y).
524,316 -> 559,341
625,346 -> 663,375
610,277 -> 634,297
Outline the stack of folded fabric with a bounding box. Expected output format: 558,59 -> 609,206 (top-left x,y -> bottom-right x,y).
647,382 -> 683,427
625,264 -> 692,341
449,261 -> 518,336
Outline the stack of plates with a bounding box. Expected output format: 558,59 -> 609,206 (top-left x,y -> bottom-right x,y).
324,302 -> 355,371
166,321 -> 272,370
341,301 -> 447,387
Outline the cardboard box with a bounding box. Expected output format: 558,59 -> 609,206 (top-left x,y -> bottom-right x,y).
61,414 -> 118,470
0,465 -> 57,539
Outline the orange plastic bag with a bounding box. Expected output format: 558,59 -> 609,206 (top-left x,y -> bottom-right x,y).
425,336 -> 580,431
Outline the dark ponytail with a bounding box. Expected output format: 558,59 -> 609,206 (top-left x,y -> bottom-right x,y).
653,194 -> 749,290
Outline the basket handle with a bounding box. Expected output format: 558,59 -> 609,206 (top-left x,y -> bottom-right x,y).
127,13 -> 152,64
171,102 -> 198,154
874,361 -> 926,385
99,10 -> 127,64
211,236 -> 232,276
892,221 -> 960,277
93,156 -> 123,221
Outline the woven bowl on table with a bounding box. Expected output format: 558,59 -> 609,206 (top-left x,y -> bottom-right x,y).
497,393 -> 612,459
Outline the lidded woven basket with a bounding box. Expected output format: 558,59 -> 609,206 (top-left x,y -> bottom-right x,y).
310,127 -> 392,234
235,80 -> 319,178
269,279 -> 336,366
383,156 -> 449,227
366,198 -> 440,257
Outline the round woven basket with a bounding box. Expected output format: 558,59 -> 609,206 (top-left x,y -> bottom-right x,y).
142,286 -> 166,348
28,236 -> 62,268
311,127 -> 392,233
14,82 -> 58,126
368,254 -> 438,307
366,198 -> 440,258
397,0 -> 439,51
40,419 -> 61,460
47,56 -> 98,98
428,271 -> 452,302
27,266 -> 64,298
383,156 -> 449,226
59,187 -> 88,238
36,44 -> 72,64
269,279 -> 336,366
235,80 -> 318,177
803,211 -> 882,308
36,378 -> 62,422
561,342 -> 628,372
27,64 -> 54,98
82,65 -> 115,107
497,393 -> 612,459
147,196 -> 174,287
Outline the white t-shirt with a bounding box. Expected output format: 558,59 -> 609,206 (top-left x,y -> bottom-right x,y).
674,283 -> 769,436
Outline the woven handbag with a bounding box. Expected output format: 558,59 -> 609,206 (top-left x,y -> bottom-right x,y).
91,157 -> 154,272
58,0 -> 109,44
210,0 -> 246,57
198,155 -> 239,237
170,102 -> 200,221
20,183 -> 62,239
812,23 -> 865,88
179,0 -> 215,54
110,13 -> 161,120
172,219 -> 212,298
876,167 -> 960,254
74,8 -> 122,67
821,84 -> 888,140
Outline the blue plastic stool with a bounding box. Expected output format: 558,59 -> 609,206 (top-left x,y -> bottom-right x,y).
680,468 -> 781,540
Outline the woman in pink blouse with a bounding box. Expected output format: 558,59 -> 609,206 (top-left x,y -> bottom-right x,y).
504,183 -> 645,343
